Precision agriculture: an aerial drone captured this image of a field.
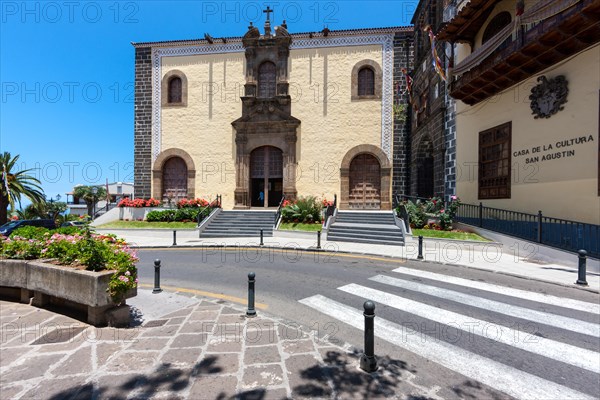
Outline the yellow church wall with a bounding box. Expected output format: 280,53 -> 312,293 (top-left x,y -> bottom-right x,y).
157,44 -> 386,209
161,52 -> 246,209
289,45 -> 384,204
455,45 -> 600,223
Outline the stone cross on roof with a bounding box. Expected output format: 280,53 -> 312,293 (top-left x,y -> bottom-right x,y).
263,6 -> 273,21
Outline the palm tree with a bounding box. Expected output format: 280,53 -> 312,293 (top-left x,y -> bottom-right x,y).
0,152 -> 45,225
73,185 -> 107,218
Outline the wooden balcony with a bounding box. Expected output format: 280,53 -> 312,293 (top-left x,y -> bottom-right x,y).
450,0 -> 600,105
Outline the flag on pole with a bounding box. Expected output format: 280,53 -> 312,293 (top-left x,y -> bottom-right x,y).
425,26 -> 447,82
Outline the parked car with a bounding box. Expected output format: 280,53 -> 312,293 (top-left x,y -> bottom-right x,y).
0,219 -> 56,237
61,221 -> 88,227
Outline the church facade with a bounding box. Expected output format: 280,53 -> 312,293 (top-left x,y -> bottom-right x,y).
132,18 -> 412,210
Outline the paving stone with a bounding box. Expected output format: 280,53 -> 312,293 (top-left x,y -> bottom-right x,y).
51,345 -> 93,376
37,337 -> 87,353
160,348 -> 202,366
92,326 -> 140,342
0,345 -> 35,368
278,323 -> 310,341
282,339 -> 316,355
96,342 -> 125,366
220,306 -> 241,315
188,310 -> 220,321
196,302 -> 222,310
242,364 -> 285,388
0,353 -> 65,384
141,324 -> 180,337
188,374 -> 237,399
179,320 -> 216,334
214,322 -> 244,337
170,333 -> 207,348
197,353 -> 240,375
131,365 -> 192,398
216,313 -> 246,324
20,376 -> 92,400
128,337 -> 170,351
244,345 -> 281,365
165,316 -> 186,325
285,354 -> 331,398
205,336 -> 243,353
96,373 -> 145,399
0,384 -> 23,399
245,326 -> 279,346
105,351 -> 160,372
162,308 -> 194,318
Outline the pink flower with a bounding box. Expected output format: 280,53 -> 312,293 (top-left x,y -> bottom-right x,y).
118,275 -> 129,282
125,271 -> 131,276
451,195 -> 457,200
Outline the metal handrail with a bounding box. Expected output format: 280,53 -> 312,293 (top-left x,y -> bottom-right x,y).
323,194 -> 337,227
456,202 -> 599,258
274,195 -> 286,226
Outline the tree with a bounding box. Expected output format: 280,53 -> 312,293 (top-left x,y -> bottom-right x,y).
73,185 -> 106,218
17,201 -> 67,222
0,152 -> 45,225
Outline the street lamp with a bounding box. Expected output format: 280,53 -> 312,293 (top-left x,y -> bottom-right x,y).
91,187 -> 98,219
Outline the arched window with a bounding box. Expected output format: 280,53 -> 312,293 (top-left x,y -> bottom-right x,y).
168,77 -> 182,104
358,67 -> 375,96
482,12 -> 512,44
258,62 -> 276,98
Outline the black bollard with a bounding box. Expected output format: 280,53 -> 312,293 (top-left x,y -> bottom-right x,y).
576,250 -> 588,286
260,229 -> 264,246
246,272 -> 256,317
360,300 -> 378,373
153,259 -> 162,294
172,230 -> 177,246
417,235 -> 424,259
317,230 -> 321,249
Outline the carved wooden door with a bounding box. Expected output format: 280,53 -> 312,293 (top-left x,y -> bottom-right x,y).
162,157 -> 188,203
349,154 -> 381,209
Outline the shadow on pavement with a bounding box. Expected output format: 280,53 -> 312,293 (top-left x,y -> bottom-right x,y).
292,349 -> 418,399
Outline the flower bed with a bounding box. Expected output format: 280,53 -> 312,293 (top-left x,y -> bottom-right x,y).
0,228 -> 137,326
398,196 -> 461,231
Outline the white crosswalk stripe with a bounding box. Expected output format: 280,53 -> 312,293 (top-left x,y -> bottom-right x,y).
299,268 -> 600,399
391,267 -> 600,314
299,295 -> 596,400
339,283 -> 600,373
370,274 -> 600,337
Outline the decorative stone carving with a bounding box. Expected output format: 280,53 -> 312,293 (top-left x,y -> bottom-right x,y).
529,75 -> 568,119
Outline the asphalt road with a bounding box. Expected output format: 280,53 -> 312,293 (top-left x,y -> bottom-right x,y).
137,247 -> 600,399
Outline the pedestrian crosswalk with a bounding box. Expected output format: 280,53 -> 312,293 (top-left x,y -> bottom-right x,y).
299,268 -> 600,400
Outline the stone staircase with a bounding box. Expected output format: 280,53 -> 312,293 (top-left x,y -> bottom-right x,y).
200,210 -> 276,238
326,211 -> 404,246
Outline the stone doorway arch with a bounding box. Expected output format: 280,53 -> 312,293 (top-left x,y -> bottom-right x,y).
152,148 -> 196,205
250,146 -> 284,207
340,145 -> 391,210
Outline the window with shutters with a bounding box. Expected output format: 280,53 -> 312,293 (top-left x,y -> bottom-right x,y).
258,62 -> 276,98
479,122 -> 512,199
168,77 -> 182,104
358,67 -> 375,96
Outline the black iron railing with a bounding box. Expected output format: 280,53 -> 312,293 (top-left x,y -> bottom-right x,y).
323,194 -> 337,227
456,202 -> 599,258
274,195 -> 285,226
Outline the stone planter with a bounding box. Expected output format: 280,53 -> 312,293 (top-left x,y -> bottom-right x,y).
0,259 -> 136,326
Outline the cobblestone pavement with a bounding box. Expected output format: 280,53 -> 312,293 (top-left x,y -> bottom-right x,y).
0,291 -> 440,400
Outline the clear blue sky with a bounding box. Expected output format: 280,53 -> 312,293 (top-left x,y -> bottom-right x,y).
1,0 -> 415,205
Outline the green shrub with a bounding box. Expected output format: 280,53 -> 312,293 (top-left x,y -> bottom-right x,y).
1,237 -> 43,259
9,226 -> 49,240
281,196 -> 322,223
